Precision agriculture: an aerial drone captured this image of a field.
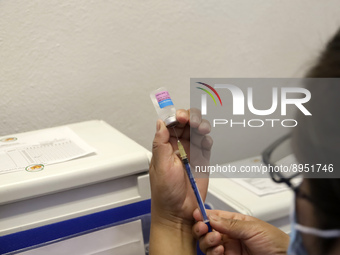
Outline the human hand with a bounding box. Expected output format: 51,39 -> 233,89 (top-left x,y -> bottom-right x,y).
149,108 -> 213,227
192,209 -> 290,255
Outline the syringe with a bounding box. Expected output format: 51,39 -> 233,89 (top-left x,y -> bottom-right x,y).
177,140 -> 212,232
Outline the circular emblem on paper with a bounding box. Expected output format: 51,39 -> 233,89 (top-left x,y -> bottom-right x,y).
0,137 -> 17,142
25,164 -> 45,172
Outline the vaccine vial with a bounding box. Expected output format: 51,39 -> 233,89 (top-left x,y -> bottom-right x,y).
150,87 -> 178,127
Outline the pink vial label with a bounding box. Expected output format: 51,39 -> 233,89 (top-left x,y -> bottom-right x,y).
155,91 -> 170,102
155,91 -> 174,108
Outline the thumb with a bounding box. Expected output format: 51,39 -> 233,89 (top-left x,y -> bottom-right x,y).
152,120 -> 172,166
209,214 -> 259,240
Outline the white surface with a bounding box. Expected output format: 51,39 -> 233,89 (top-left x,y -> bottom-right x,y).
230,178 -> 290,197
221,155 -> 297,196
0,120 -> 151,236
208,177 -> 293,221
0,127 -> 95,174
0,172 -> 151,236
17,220 -> 145,255
0,120 -> 151,205
1,1 -> 340,163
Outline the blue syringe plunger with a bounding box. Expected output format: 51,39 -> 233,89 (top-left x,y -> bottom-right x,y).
177,140 -> 212,232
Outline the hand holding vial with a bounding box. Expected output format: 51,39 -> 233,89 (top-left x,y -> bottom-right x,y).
149,108 -> 213,255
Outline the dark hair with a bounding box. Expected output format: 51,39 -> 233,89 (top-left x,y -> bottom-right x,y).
306,28 -> 340,78
308,178 -> 340,253
294,27 -> 340,254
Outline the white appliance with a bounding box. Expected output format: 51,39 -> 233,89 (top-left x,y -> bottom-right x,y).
0,120 -> 152,255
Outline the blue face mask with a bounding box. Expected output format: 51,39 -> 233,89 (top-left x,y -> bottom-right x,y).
287,200 -> 340,255
287,209 -> 308,255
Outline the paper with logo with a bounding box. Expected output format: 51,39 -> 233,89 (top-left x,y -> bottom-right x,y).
230,178 -> 289,196
0,127 -> 96,175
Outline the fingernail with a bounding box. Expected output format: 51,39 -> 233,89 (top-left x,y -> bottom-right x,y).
156,120 -> 161,131
209,214 -> 220,221
200,121 -> 210,131
213,245 -> 223,255
179,111 -> 187,119
191,116 -> 199,124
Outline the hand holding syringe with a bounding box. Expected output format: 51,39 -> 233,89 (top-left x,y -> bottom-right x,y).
150,88 -> 213,232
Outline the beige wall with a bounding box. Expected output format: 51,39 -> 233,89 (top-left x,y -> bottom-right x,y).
1,1 -> 340,162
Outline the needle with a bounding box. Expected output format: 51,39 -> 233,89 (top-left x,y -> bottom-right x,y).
172,127 -> 179,141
